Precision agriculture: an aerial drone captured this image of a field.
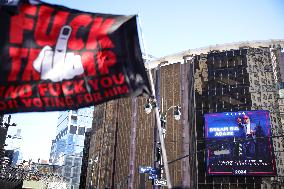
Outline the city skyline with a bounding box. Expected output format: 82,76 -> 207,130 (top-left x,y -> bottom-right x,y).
7,0 -> 284,162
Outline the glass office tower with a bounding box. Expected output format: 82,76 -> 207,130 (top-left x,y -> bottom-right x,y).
49,107 -> 94,189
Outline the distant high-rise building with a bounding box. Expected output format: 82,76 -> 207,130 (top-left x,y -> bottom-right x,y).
5,129 -> 24,165
1,115 -> 20,164
49,107 -> 94,189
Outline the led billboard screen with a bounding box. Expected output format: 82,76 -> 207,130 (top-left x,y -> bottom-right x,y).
205,110 -> 276,176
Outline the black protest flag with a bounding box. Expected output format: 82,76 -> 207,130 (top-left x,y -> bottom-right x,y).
0,1 -> 151,113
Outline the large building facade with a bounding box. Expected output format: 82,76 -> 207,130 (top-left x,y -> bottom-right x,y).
85,40 -> 284,189
49,107 -> 94,189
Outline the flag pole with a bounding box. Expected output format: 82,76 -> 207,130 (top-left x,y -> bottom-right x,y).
137,14 -> 172,189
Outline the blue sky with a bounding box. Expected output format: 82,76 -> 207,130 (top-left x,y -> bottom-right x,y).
8,0 -> 284,161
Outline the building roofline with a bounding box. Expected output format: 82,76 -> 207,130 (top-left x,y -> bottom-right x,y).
146,39 -> 284,69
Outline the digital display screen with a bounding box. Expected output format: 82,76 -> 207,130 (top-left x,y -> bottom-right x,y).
205,110 -> 276,176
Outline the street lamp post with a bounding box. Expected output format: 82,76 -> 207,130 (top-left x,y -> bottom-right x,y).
160,106 -> 181,139
144,99 -> 181,188
159,106 -> 181,182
